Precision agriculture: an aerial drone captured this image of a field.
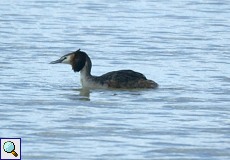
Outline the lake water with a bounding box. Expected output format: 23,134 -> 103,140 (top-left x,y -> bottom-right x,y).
1,0 -> 230,159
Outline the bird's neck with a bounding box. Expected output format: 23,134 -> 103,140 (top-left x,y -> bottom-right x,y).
80,56 -> 93,87
80,56 -> 92,76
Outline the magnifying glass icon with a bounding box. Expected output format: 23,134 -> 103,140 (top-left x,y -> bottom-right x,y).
3,141 -> 18,157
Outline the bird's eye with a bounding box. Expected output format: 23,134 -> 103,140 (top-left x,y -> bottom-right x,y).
62,57 -> 67,60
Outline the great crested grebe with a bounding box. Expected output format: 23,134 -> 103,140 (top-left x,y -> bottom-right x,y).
50,49 -> 158,89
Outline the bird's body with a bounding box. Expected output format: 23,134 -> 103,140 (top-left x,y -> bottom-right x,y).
84,70 -> 157,88
50,49 -> 158,89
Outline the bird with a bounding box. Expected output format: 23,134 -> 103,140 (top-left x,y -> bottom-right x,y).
50,49 -> 158,89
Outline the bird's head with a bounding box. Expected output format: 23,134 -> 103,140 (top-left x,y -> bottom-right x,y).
50,49 -> 88,72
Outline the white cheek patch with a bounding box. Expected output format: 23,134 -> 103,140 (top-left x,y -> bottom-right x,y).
62,55 -> 71,64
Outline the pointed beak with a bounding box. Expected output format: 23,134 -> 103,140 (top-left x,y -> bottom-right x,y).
49,58 -> 63,64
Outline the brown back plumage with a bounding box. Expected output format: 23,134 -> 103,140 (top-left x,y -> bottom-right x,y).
93,70 -> 158,88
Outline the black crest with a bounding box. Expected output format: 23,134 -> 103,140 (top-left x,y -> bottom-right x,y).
72,49 -> 87,72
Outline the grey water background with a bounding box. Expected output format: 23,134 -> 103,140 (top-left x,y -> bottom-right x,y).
0,0 -> 230,159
